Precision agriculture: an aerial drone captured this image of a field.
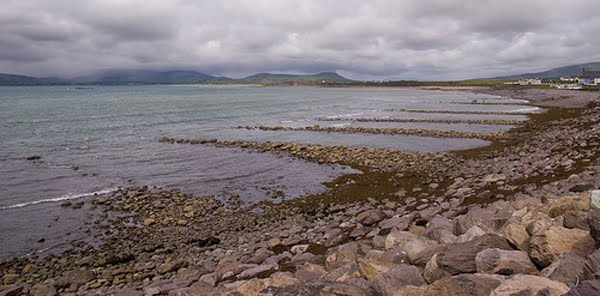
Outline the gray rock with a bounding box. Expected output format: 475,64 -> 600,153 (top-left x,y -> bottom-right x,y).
590,190 -> 600,210
475,248 -> 538,275
563,279 -> 600,296
237,264 -> 277,280
563,210 -> 590,230
541,253 -> 586,286
588,209 -> 600,248
436,234 -> 512,275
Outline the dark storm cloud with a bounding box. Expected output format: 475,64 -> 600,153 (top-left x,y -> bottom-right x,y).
1,0 -> 599,80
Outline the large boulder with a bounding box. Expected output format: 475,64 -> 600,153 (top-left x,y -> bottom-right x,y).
588,209 -> 600,248
434,234 -> 512,275
423,273 -> 504,296
475,248 -> 538,275
528,225 -> 595,268
371,264 -> 426,296
540,253 -> 586,286
489,274 -> 569,296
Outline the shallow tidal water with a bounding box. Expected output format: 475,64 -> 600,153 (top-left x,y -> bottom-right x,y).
0,85 -> 529,260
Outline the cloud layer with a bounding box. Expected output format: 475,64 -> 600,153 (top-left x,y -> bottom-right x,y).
1,0 -> 600,80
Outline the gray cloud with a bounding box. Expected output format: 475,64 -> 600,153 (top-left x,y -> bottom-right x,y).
0,0 -> 599,80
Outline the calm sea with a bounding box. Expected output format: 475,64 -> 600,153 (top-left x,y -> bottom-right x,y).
0,85 -> 534,260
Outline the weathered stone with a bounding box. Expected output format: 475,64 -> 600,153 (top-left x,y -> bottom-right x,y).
501,221 -> 529,251
356,209 -> 385,226
22,264 -> 39,274
266,280 -> 371,296
436,234 -> 512,275
158,260 -> 185,274
528,225 -> 595,268
563,210 -> 590,230
410,244 -> 447,267
489,274 -> 569,296
591,190 -> 600,210
424,273 -> 504,296
237,264 -> 277,280
247,248 -> 275,264
379,214 -> 415,231
325,242 -> 359,271
321,262 -> 361,283
541,253 -> 586,286
588,209 -> 600,248
423,228 -> 457,245
294,263 -> 326,282
55,270 -> 95,289
143,218 -> 156,226
475,248 -> 538,275
423,253 -> 451,284
380,246 -> 409,265
357,258 -> 392,281
563,279 -> 600,296
547,195 -> 589,218
581,249 -> 600,280
1,274 -> 18,285
457,225 -> 486,243
403,238 -> 436,264
30,283 -> 57,296
372,264 -> 426,296
384,230 -> 419,250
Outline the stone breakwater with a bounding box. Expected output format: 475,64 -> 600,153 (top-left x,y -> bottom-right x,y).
236,125 -> 504,140
158,137 -> 456,174
1,92 -> 600,295
318,117 -> 523,126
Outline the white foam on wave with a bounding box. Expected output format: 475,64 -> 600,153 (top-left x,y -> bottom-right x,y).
0,188 -> 117,210
325,112 -> 364,119
511,107 -> 540,113
332,123 -> 352,127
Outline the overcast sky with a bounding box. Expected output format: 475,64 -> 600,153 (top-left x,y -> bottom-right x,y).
1,0 -> 600,80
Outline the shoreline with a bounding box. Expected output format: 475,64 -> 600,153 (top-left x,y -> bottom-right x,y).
1,87 -> 599,295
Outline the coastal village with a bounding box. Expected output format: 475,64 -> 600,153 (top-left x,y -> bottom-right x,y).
508,69 -> 600,90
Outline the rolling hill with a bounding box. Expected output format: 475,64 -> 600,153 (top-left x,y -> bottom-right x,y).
491,62 -> 600,80
239,72 -> 353,84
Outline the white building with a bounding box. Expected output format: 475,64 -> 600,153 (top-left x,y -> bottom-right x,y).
594,78 -> 600,85
518,78 -> 542,85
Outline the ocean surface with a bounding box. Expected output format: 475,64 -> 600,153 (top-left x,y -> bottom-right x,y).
0,85 -> 535,261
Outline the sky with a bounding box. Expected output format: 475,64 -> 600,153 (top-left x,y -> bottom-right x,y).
1,0 -> 600,80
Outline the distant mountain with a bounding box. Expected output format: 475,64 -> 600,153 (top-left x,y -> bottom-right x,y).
0,73 -> 63,86
0,70 -> 353,86
490,62 -> 600,80
72,70 -> 218,85
239,72 -> 354,84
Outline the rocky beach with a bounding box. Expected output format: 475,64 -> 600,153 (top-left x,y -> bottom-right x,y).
1,87 -> 600,296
